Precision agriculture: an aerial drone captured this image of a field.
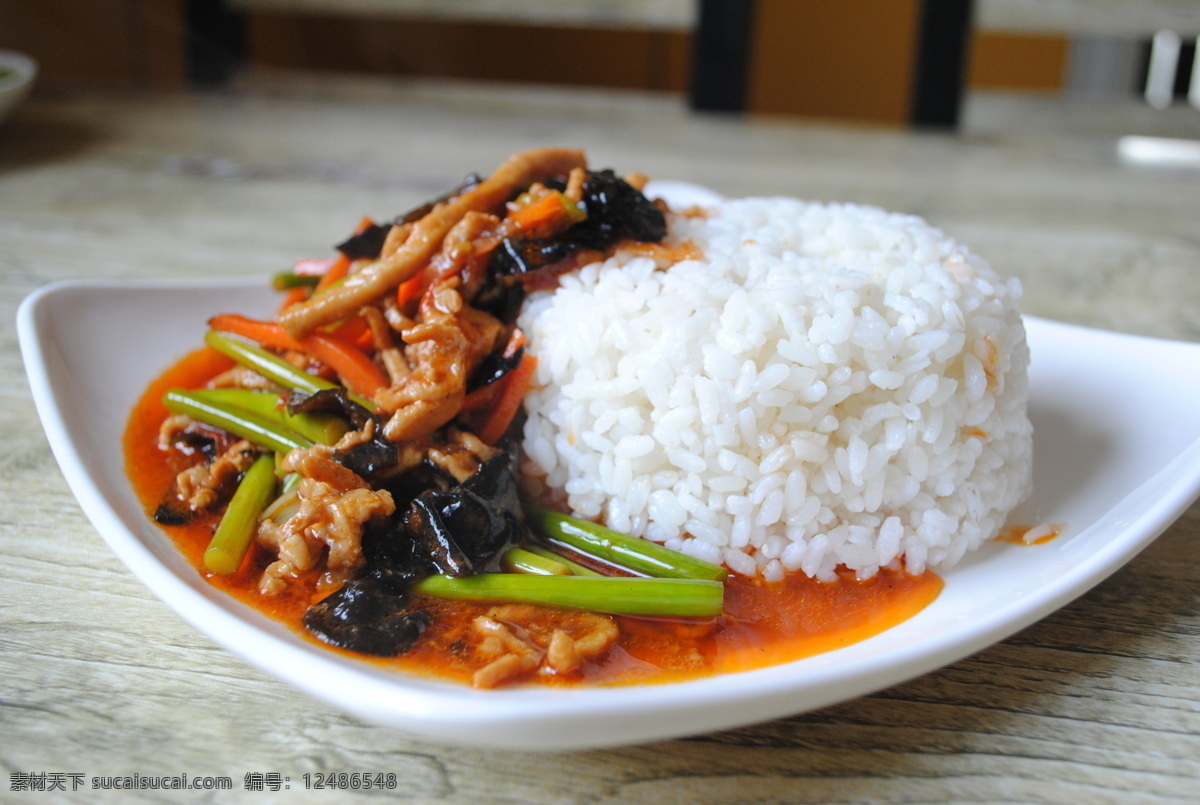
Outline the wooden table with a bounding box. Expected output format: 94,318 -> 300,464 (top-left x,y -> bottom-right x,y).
2,72 -> 1198,803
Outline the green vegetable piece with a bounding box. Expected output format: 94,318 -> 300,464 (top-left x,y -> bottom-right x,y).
558,191 -> 587,223
204,454 -> 277,574
204,330 -> 334,397
280,471 -> 302,494
189,388 -> 348,446
272,272 -> 320,291
524,543 -> 602,577
162,389 -> 313,454
523,505 -> 728,582
413,574 -> 724,618
500,547 -> 572,576
203,330 -> 375,410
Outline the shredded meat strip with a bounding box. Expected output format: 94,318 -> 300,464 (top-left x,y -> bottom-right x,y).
429,211 -> 501,305
206,366 -> 280,391
470,605 -> 620,688
282,442 -> 366,492
427,427 -> 502,483
379,221 -> 414,257
255,443 -> 395,595
624,171 -> 649,192
375,301 -> 505,442
563,167 -> 586,202
256,479 -> 394,595
278,147 -> 587,338
157,414 -> 193,450
173,439 -> 259,512
361,305 -> 410,383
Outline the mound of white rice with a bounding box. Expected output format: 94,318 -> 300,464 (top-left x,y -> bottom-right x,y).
517,197 -> 1032,582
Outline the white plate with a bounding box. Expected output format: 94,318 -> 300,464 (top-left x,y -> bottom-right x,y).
17,272 -> 1200,751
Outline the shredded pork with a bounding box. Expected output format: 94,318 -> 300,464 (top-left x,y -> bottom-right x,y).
255,443 -> 395,595
375,296 -> 505,442
470,604 -> 619,688
425,428 -> 500,483
172,439 -> 259,512
157,414 -> 193,450
207,365 -> 282,391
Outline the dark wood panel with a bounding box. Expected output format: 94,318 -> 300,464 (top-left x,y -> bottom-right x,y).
246,13 -> 692,92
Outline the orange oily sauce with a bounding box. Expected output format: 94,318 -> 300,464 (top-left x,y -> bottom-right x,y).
125,347 -> 943,687
996,523 -> 1064,546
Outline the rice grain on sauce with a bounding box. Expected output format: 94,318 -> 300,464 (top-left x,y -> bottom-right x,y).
518,197 -> 1032,582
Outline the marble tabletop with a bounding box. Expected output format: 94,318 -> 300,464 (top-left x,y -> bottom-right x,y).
2,71 -> 1198,803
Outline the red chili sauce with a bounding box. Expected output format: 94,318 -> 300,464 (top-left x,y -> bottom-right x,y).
125,347 -> 945,687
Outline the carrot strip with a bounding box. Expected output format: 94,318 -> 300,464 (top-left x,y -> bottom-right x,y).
277,286 -> 310,312
510,192 -> 561,228
459,382 -> 500,413
509,191 -> 582,233
460,330 -> 528,413
208,314 -> 388,398
208,314 -> 297,350
302,333 -> 390,398
502,327 -> 527,358
396,271 -> 427,309
314,254 -> 352,293
329,314 -> 369,344
477,353 -> 537,445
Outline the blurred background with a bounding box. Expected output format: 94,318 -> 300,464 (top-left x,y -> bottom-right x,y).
2,0 -> 1199,130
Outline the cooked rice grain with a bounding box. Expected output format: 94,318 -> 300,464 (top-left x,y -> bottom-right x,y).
518,197 -> 1032,581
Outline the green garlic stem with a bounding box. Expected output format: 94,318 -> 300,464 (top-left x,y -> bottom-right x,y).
204,453 -> 277,575
523,505 -> 728,582
272,272 -> 320,290
413,574 -> 724,618
189,388 -> 348,446
163,389 -> 313,454
204,329 -> 334,397
500,547 -> 572,576
524,543 -> 602,577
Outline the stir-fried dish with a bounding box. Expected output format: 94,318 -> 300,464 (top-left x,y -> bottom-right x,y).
126,149 -> 942,688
